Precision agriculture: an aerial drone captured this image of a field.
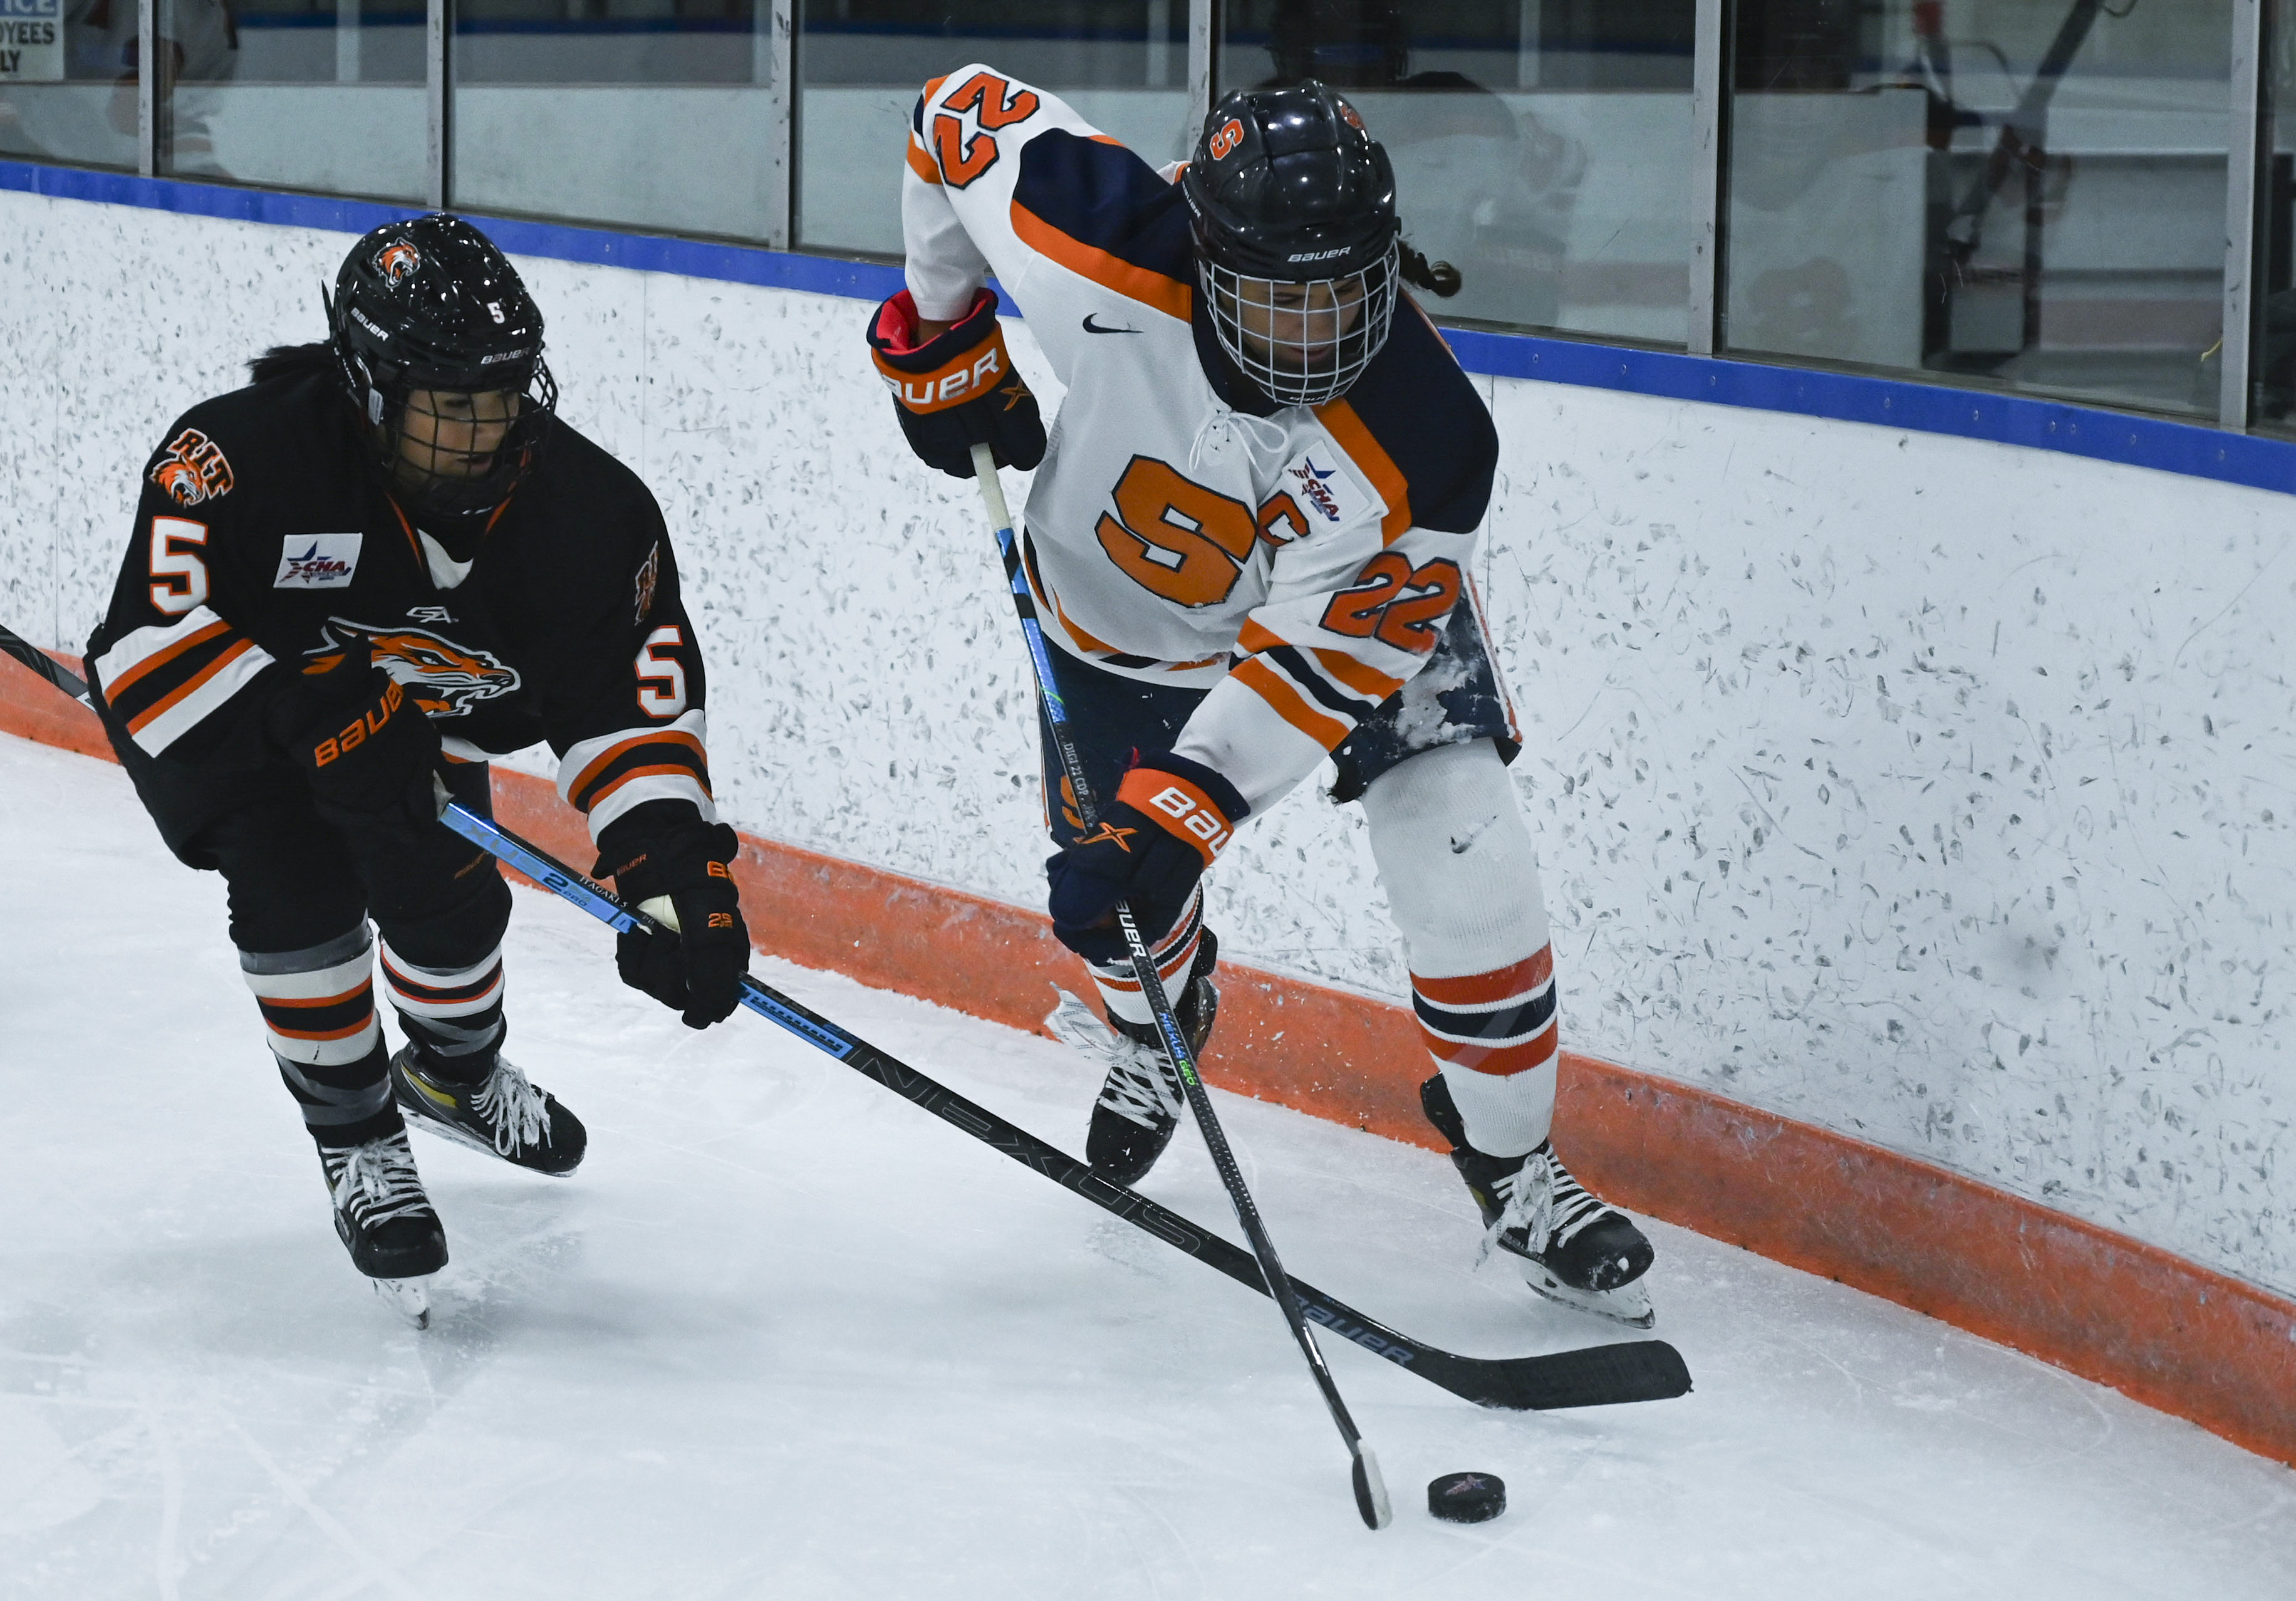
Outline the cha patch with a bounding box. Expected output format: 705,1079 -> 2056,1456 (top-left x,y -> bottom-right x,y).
274,534 -> 363,590
1277,447 -> 1373,531
152,429 -> 236,508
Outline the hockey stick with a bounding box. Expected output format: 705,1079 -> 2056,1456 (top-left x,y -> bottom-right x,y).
0,622 -> 93,704
1,618 -> 1693,1418
435,799 -> 1693,1416
967,446 -> 1403,1528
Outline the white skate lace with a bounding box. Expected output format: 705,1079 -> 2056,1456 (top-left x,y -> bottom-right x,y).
1476,1146 -> 1611,1269
328,1134 -> 432,1229
1047,990 -> 1182,1130
469,1058 -> 552,1158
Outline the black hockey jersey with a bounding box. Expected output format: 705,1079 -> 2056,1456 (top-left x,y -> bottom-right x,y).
85,367 -> 715,853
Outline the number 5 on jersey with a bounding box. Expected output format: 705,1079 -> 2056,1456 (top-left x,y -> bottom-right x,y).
636,625 -> 688,717
148,518 -> 210,615
1095,456 -> 1259,607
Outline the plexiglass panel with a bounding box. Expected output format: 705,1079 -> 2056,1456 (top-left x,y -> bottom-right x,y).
0,0 -> 146,170
797,0 -> 1189,258
1725,0 -> 2232,419
163,0 -> 425,197
2246,1 -> 2296,433
452,0 -> 782,241
1218,0 -> 1696,345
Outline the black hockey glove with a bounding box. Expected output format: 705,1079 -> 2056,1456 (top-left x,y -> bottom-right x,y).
1046,753 -> 1249,963
866,287 -> 1046,479
595,802 -> 751,1029
271,667 -> 445,844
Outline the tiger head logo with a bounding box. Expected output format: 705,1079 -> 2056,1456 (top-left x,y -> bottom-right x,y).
151,428 -> 235,508
311,618 -> 521,718
377,241 -> 422,288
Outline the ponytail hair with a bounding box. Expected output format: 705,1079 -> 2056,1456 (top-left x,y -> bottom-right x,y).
1399,241 -> 1462,298
247,341 -> 338,386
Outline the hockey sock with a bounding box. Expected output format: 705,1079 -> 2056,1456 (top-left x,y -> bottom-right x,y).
380,937 -> 507,1083
240,925 -> 403,1148
1084,884 -> 1205,1032
1361,740 -> 1558,1160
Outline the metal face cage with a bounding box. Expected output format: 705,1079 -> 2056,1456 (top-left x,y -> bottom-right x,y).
1200,239 -> 1400,407
353,358 -> 559,525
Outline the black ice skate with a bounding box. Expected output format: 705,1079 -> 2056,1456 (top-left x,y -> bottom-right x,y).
391,1043 -> 588,1177
1421,1073 -> 1656,1328
320,1129 -> 447,1328
1051,935 -> 1218,1187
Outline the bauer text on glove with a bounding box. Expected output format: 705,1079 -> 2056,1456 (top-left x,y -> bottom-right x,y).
1045,753 -> 1249,962
595,802 -> 751,1028
866,287 -> 1047,479
271,666 -> 445,843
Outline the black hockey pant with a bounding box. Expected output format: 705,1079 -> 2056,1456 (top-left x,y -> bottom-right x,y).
194,763 -> 512,1148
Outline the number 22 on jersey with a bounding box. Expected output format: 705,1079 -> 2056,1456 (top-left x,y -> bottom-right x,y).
933,71 -> 1040,189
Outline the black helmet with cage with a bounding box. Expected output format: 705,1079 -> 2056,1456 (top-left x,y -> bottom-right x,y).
1181,80 -> 1401,406
326,214 -> 558,523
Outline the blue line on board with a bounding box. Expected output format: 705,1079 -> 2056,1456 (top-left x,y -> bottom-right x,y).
7,157 -> 2290,498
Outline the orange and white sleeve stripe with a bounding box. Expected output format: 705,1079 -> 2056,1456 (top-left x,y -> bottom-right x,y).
1170,614 -> 1414,813
91,605 -> 277,757
557,708 -> 717,843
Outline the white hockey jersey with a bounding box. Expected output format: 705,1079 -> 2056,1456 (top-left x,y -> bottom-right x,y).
901,66 -> 1500,813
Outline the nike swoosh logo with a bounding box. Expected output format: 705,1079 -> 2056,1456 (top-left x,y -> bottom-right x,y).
1083,315 -> 1141,335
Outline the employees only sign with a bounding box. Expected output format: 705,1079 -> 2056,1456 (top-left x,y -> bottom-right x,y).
0,0 -> 63,82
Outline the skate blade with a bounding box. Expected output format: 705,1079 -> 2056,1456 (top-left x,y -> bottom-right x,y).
1520,1263 -> 1656,1330
371,1276 -> 433,1330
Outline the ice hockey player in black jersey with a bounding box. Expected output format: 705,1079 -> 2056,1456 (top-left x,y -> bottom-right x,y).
875,75 -> 1657,1323
83,214 -> 750,1324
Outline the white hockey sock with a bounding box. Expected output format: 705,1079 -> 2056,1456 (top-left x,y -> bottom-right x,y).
380,938 -> 507,1063
1085,885 -> 1205,1030
1361,740 -> 1558,1160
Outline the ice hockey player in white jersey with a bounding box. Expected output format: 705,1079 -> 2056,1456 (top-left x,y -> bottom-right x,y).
865,71 -> 1655,1325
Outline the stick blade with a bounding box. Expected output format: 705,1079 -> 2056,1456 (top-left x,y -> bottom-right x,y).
1436,1338 -> 1693,1411
1351,1444 -> 1392,1530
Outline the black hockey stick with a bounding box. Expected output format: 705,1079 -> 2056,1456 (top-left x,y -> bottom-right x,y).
1,620 -> 1693,1417
0,622 -> 92,704
435,800 -> 1693,1415
965,447 -> 1409,1524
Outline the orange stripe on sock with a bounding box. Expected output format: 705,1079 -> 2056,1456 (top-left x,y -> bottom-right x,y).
261,981 -> 374,1011
1424,1021 -> 1558,1077
1413,947 -> 1555,1008
266,1014 -> 378,1043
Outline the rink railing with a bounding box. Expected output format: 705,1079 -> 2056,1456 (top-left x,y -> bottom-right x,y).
7,157 -> 2295,503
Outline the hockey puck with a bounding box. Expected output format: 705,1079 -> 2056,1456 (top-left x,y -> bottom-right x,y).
1426,1471 -> 1505,1523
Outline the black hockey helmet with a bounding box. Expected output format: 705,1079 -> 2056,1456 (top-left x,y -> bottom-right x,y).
326,214 -> 558,523
1181,81 -> 1401,405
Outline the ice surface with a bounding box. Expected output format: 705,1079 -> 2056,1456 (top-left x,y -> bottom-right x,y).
4,731 -> 2293,1600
